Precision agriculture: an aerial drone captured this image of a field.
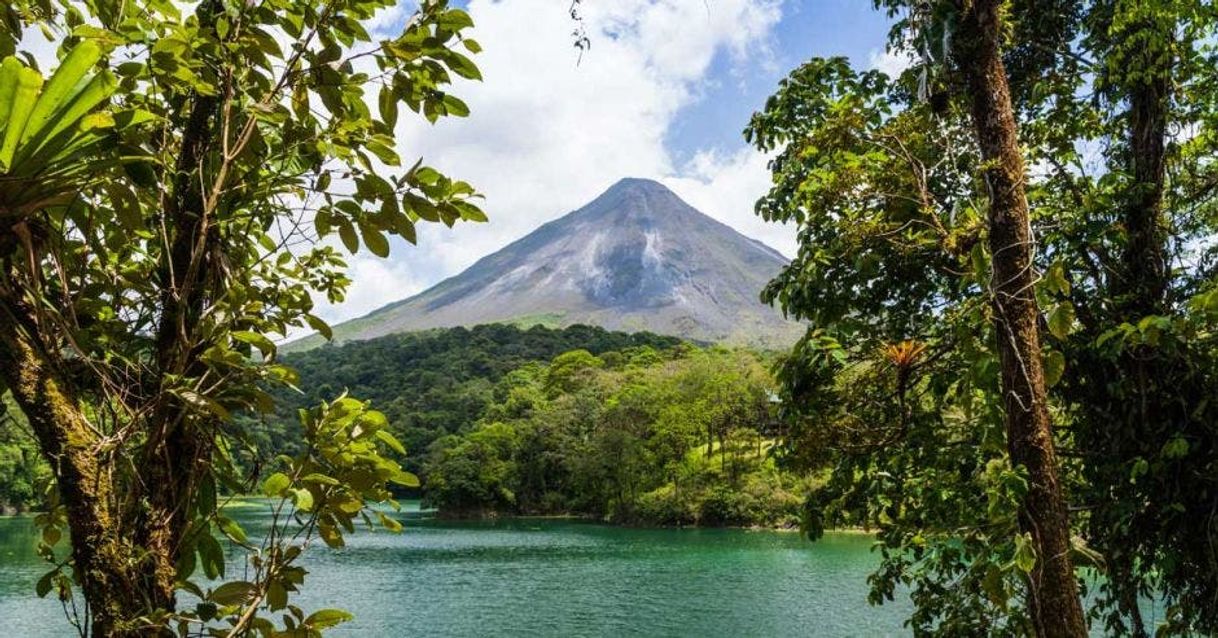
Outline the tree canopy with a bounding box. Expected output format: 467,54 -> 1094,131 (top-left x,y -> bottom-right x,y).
422,342 -> 805,527
0,0 -> 485,634
749,0 -> 1218,634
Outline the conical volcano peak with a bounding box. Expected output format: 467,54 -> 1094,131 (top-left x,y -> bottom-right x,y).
578,177 -> 695,227
606,176 -> 671,194
289,179 -> 803,350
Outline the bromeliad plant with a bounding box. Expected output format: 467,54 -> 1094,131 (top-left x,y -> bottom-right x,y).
0,41 -> 124,217
0,0 -> 483,635
751,0 -> 1218,635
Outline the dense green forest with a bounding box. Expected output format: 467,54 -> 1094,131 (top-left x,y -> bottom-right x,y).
262,324 -> 808,527
261,324 -> 682,476
423,343 -> 809,526
0,394 -> 48,513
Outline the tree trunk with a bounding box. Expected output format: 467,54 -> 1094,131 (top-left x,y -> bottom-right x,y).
954,1 -> 1088,636
132,82 -> 223,619
1119,67 -> 1169,317
1099,19 -> 1171,638
0,306 -> 145,635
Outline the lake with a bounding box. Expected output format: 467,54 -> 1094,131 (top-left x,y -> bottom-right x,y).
0,504 -> 911,636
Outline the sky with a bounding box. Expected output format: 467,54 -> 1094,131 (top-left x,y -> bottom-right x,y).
317,0 -> 903,326
20,0 -> 902,328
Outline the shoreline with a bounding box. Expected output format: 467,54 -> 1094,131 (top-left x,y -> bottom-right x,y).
428,508 -> 872,535
3,503 -> 874,536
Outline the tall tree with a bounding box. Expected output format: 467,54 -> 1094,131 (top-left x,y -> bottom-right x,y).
750,0 -> 1218,634
0,0 -> 483,634
949,0 -> 1086,633
1051,2 -> 1218,633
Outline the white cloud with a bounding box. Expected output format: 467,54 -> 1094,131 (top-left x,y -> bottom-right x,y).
307,0 -> 789,326
867,47 -> 915,78
324,255 -> 431,324
20,0 -> 794,338
662,148 -> 793,258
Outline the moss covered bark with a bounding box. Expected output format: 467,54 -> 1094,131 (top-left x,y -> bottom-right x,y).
953,0 -> 1087,634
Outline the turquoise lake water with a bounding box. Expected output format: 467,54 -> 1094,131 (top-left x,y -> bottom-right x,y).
0,504 -> 912,636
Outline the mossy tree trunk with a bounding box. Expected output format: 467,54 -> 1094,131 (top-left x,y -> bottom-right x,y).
0,309 -> 149,635
953,0 -> 1088,635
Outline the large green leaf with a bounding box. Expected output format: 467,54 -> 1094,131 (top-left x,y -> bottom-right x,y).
0,42 -> 122,216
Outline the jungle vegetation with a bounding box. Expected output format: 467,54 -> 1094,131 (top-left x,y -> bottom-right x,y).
746,0 -> 1218,635
256,324 -> 682,476
0,0 -> 485,634
0,0 -> 1215,636
420,340 -> 808,527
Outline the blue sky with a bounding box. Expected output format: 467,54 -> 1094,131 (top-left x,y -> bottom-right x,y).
665,0 -> 892,163
315,0 -> 901,326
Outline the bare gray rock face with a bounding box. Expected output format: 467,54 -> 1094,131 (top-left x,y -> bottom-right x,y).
291,178 -> 803,349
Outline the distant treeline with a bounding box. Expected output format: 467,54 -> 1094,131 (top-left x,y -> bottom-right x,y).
251,324 -> 808,527
255,324 -> 683,476
423,344 -> 811,527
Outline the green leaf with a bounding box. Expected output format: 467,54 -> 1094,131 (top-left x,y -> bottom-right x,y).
232,330 -> 276,359
1012,533 -> 1037,574
375,429 -> 406,455
216,516 -> 248,544
378,85 -> 398,129
305,313 -> 333,341
210,581 -> 255,606
366,140 -> 400,165
198,532 -> 225,579
338,218 -> 359,253
1043,349 -> 1065,387
442,94 -> 470,117
292,488 -> 314,512
18,41 -> 102,148
377,511 -> 403,533
1162,436 -> 1190,459
35,570 -> 55,598
1045,262 -> 1070,295
390,469 -> 420,487
302,472 -> 340,486
0,65 -> 44,171
360,222 -> 390,257
1047,304 -> 1074,341
262,472 -> 290,497
304,608 -> 353,629
393,213 -> 417,244
267,580 -> 288,611
437,9 -> 475,31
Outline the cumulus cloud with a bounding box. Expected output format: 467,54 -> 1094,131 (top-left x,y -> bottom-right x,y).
36,0 -> 795,329
662,148 -> 793,258
309,0 -> 792,325
868,47 -> 915,78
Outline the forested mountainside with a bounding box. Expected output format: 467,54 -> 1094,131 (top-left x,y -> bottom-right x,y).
254,324 -> 682,476
253,324 -> 808,527
423,344 -> 811,527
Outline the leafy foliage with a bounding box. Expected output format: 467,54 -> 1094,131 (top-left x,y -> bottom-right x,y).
749,0 -> 1218,634
0,392 -> 49,512
259,324 -> 682,478
0,0 -> 486,634
422,344 -> 809,527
